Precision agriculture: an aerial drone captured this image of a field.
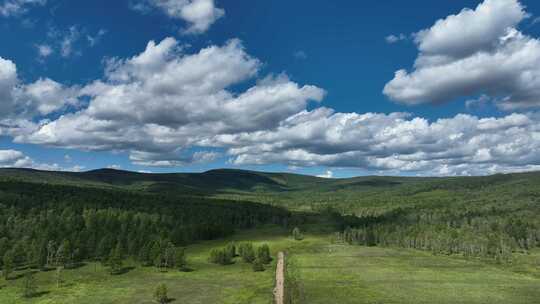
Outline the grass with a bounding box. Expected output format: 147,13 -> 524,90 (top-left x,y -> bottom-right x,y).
293,240 -> 540,304
0,226 -> 539,304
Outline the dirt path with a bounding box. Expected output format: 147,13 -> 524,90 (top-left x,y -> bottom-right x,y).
273,252 -> 285,304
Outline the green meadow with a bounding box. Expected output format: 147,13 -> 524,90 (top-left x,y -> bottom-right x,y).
1,226 -> 539,304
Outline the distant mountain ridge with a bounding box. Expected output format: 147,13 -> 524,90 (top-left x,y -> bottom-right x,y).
1,167 -> 538,197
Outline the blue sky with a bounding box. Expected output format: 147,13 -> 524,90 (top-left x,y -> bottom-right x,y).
1,0 -> 540,177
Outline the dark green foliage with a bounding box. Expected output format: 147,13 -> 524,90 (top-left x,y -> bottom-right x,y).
20,271 -> 37,298
252,258 -> 265,272
0,178 -> 289,273
154,283 -> 169,304
256,244 -> 272,264
209,247 -> 234,265
238,243 -> 255,263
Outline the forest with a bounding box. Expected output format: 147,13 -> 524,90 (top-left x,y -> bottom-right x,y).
0,179 -> 290,279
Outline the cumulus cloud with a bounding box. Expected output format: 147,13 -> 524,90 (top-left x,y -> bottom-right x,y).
17,37 -> 324,167
214,109 -> 540,176
0,56 -> 79,119
0,0 -> 45,17
0,149 -> 32,167
4,34 -> 540,175
384,0 -> 540,109
133,0 -> 224,34
0,149 -> 84,171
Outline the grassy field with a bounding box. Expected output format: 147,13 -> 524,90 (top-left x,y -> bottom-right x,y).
1,226 -> 539,304
294,243 -> 540,304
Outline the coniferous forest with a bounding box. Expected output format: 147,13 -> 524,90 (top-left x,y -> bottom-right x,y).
0,178 -> 290,274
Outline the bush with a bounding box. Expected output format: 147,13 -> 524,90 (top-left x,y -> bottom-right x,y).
292,227 -> 304,241
238,243 -> 255,263
175,248 -> 188,270
252,258 -> 265,272
154,283 -> 168,304
225,242 -> 237,258
209,248 -> 234,265
21,271 -> 37,298
257,244 -> 272,264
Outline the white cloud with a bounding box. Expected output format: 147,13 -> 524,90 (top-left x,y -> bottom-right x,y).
0,149 -> 32,167
465,94 -> 491,110
60,26 -> 81,58
16,37 -> 324,167
216,109 -> 540,176
133,0 -> 224,34
0,56 -> 79,119
36,44 -> 53,58
385,33 -> 407,44
4,34 -> 540,175
87,29 -> 107,47
384,0 -> 540,109
0,149 -> 84,171
0,0 -> 45,17
317,170 -> 334,178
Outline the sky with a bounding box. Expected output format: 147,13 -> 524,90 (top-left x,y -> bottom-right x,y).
1,0 -> 540,177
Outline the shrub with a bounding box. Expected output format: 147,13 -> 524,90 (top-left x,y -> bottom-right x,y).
154,283 -> 168,304
238,243 -> 255,263
209,248 -> 234,265
257,244 -> 272,264
292,227 -> 304,241
252,258 -> 265,272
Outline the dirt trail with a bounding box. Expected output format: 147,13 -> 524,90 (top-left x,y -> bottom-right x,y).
273,252 -> 285,304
